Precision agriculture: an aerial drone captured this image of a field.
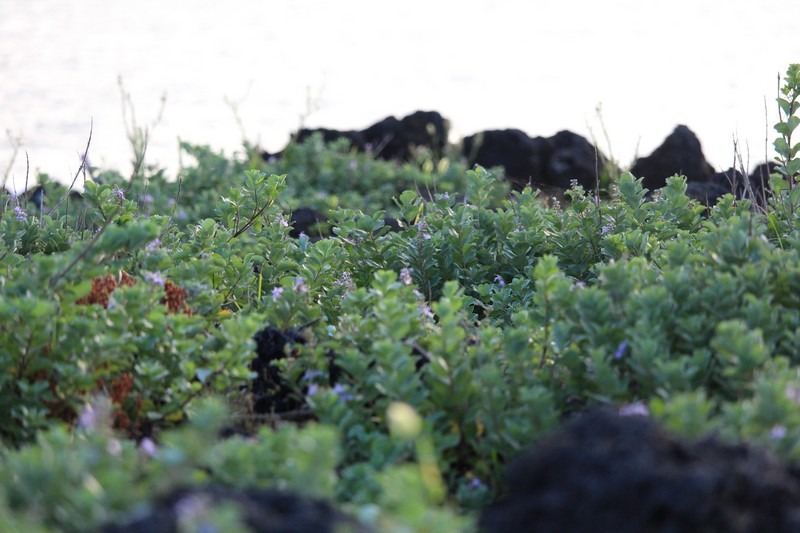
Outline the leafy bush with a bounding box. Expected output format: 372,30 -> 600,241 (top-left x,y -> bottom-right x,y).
2,64 -> 800,532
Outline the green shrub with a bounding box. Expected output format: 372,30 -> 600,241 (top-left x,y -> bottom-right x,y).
3,63 -> 800,533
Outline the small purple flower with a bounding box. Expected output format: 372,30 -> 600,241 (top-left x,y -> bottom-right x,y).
613,341 -> 629,360
293,277 -> 307,293
469,478 -> 486,490
13,205 -> 27,220
400,267 -> 413,286
271,287 -> 284,299
112,187 -> 125,201
78,405 -> 98,430
279,217 -> 289,228
307,384 -> 319,396
770,425 -> 788,440
417,219 -> 432,240
146,238 -> 161,251
419,305 -> 435,320
436,192 -> 450,201
144,272 -> 165,286
139,437 -> 158,457
334,271 -> 354,289
141,194 -> 154,205
493,275 -> 505,288
600,224 -> 614,236
332,383 -> 353,401
619,402 -> 649,417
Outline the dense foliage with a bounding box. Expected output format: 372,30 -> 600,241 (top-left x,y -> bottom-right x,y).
1,65 -> 800,531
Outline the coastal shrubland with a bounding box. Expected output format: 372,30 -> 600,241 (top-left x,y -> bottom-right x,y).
1,65 -> 800,532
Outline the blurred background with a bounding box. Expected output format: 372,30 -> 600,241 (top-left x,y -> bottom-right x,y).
1,0 -> 798,187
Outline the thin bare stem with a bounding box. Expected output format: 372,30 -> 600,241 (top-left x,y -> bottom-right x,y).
48,218 -> 111,289
765,95 -> 771,171
224,82 -> 253,146
22,152 -> 30,203
52,119 -> 93,213
119,76 -> 166,181
1,130 -> 23,190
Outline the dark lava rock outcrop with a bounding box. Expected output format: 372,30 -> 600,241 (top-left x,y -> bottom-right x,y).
462,129 -> 604,191
290,110 -> 449,161
250,325 -> 308,415
630,125 -> 715,190
104,485 -> 370,533
480,409 -> 800,533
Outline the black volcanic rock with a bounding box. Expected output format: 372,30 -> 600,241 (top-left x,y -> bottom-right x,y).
104,486 -> 370,533
463,129 -> 602,191
289,207 -> 328,240
631,125 -> 715,190
287,110 -> 449,162
363,110 -> 449,160
545,130 -> 604,190
710,166 -> 747,195
707,164 -> 777,205
686,180 -> 731,207
249,325 -> 344,416
462,129 -> 546,189
480,409 -> 800,533
250,326 -> 307,414
750,161 -> 779,184
748,161 -> 779,202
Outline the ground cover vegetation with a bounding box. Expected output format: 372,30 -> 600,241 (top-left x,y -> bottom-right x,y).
1,66 -> 800,531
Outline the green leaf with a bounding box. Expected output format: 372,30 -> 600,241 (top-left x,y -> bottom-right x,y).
778,97 -> 792,116
617,172 -> 648,208
787,115 -> 800,134
96,221 -> 160,253
196,368 -> 214,383
787,159 -> 800,177
774,138 -> 790,159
